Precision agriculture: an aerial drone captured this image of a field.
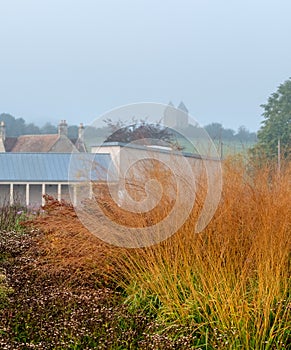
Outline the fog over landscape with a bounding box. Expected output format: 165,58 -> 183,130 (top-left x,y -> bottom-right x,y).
1,0 -> 291,132
0,2 -> 290,348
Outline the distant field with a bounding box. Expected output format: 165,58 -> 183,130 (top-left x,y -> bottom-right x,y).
176,137 -> 255,157
85,135 -> 255,158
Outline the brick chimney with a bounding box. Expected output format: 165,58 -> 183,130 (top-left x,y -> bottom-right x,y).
78,123 -> 84,141
58,120 -> 68,136
0,121 -> 6,141
0,121 -> 5,152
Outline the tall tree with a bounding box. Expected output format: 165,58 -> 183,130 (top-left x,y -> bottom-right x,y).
0,113 -> 26,136
235,125 -> 257,142
24,123 -> 40,135
254,78 -> 291,160
68,125 -> 78,139
204,122 -> 224,140
40,122 -> 57,134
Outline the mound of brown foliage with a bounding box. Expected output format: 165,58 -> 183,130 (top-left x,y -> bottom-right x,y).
29,195 -> 117,287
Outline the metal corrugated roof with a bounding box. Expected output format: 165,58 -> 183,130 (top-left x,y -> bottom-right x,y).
0,153 -> 117,182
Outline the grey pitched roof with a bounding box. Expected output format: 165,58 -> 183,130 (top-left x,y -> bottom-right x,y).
0,153 -> 117,182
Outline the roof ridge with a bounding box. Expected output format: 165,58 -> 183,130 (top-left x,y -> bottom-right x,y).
17,134 -> 59,138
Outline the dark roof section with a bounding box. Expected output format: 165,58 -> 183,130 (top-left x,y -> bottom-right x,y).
0,153 -> 117,182
4,137 -> 18,152
74,138 -> 87,152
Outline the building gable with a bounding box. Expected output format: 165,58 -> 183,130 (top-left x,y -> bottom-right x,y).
48,135 -> 78,153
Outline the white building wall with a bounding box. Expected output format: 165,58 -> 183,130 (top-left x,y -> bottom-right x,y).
0,184 -> 10,206
0,183 -> 73,208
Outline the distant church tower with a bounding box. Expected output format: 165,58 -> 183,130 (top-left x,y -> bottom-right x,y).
163,101 -> 189,129
163,101 -> 176,128
176,101 -> 189,129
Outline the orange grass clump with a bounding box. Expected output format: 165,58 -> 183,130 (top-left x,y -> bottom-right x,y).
30,196 -> 117,286
111,158 -> 291,349
30,158 -> 290,348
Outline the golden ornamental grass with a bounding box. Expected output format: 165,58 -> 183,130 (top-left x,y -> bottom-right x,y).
110,158 -> 290,349
33,157 -> 290,348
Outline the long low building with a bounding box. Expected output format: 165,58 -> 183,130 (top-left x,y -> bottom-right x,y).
1,143 -> 222,213
0,153 -> 116,207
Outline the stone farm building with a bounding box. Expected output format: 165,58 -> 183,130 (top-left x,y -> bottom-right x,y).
0,117 -> 221,208
0,120 -> 86,153
0,119 -> 113,207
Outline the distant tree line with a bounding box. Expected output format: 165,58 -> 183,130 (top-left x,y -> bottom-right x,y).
203,123 -> 257,142
0,113 -> 79,139
0,113 -> 257,143
179,122 -> 257,143
3,75 -> 290,162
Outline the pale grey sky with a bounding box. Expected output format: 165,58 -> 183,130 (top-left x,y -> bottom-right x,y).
0,0 -> 290,131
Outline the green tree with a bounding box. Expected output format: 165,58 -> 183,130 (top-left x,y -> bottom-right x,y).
40,122 -> 57,134
254,78 -> 291,160
204,122 -> 224,140
68,125 -> 78,139
24,123 -> 40,134
204,122 -> 237,141
0,113 -> 40,136
235,125 -> 257,143
0,113 -> 26,136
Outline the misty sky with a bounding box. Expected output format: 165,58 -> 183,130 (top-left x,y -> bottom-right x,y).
1,0 -> 291,132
